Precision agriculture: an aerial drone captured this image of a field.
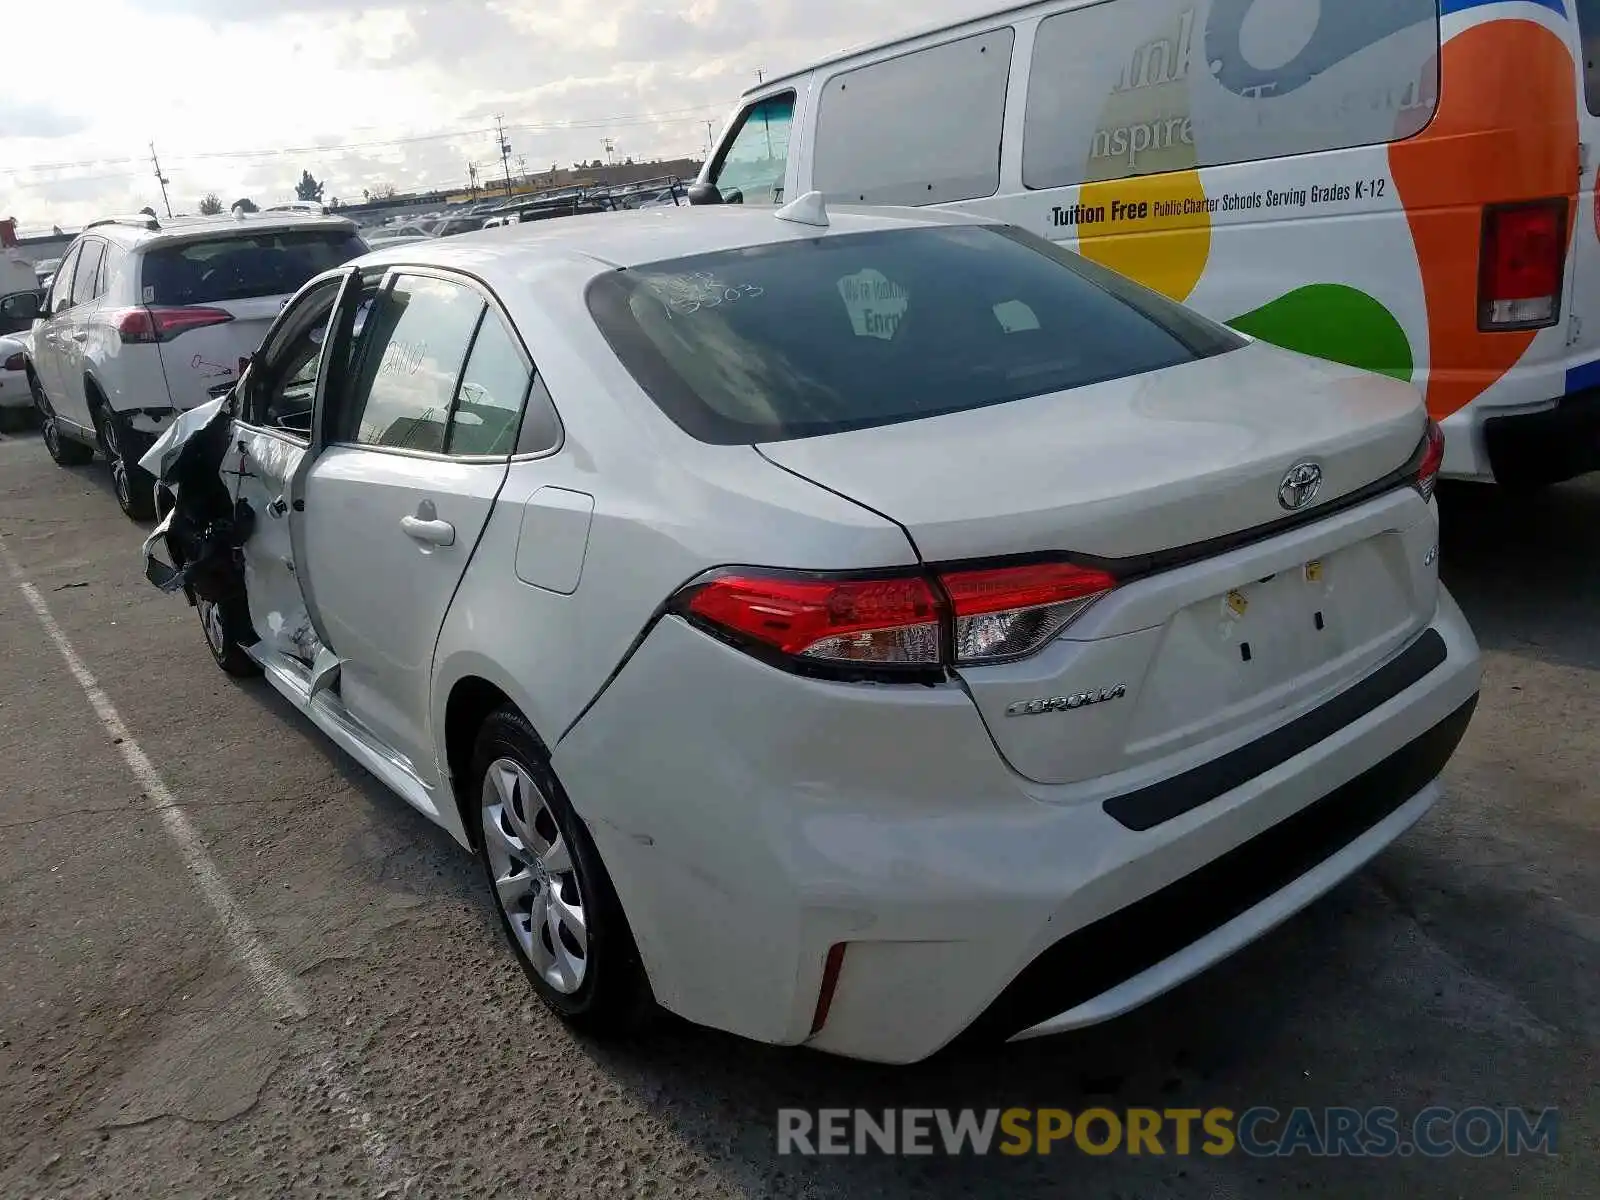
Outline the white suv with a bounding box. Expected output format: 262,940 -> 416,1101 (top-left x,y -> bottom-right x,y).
24,211 -> 367,519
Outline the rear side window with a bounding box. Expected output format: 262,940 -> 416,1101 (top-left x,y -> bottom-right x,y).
139,228 -> 367,306
586,224 -> 1243,445
814,30 -> 1013,206
446,314 -> 531,456
1579,0 -> 1600,117
341,274 -> 484,453
1023,0 -> 1439,188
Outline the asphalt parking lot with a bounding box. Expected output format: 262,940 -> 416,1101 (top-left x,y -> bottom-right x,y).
0,426 -> 1595,1199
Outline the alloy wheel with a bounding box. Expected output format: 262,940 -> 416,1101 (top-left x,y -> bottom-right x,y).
101,416 -> 130,506
481,758 -> 589,994
198,599 -> 226,655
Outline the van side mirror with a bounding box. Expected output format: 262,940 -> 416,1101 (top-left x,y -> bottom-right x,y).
686,181 -> 724,206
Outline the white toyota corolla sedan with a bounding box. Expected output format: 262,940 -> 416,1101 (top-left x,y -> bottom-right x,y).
140,198 -> 1481,1064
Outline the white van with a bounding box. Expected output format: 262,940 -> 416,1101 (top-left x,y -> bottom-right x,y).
690,0 -> 1600,488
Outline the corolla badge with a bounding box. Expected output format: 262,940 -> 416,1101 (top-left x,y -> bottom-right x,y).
1006,685 -> 1127,718
1278,461 -> 1324,511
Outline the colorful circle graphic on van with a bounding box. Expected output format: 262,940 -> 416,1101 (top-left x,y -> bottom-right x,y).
1205,0 -> 1426,99
1389,18 -> 1577,420
1229,285 -> 1414,382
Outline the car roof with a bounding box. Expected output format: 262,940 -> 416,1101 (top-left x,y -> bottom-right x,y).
84,211 -> 358,250
350,203 -> 997,280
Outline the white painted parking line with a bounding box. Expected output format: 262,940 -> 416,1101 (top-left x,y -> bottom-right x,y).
0,533 -> 411,1192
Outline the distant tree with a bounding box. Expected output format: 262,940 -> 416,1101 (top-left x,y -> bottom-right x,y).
362,188 -> 370,203
139,206 -> 157,218
198,193 -> 224,215
369,182 -> 398,200
328,196 -> 342,210
231,197 -> 259,213
294,170 -> 325,202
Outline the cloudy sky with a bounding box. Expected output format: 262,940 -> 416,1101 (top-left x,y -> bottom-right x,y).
0,0 -> 990,232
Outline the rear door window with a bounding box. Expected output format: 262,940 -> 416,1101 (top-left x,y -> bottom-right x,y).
339,273 -> 485,453
586,224 -> 1243,445
139,228 -> 367,306
814,30 -> 1014,206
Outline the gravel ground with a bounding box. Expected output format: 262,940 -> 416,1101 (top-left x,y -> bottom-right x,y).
0,429 -> 1594,1199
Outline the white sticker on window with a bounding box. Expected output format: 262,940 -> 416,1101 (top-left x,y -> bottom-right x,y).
142,285 -> 155,304
837,269 -> 908,341
993,300 -> 1041,333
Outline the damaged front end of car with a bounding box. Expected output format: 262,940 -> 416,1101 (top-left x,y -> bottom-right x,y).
137,396 -> 254,609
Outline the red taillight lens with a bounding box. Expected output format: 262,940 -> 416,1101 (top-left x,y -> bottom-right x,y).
116,306 -> 235,344
1479,200 -> 1567,330
939,561 -> 1116,664
685,572 -> 941,666
3,353 -> 23,372
679,559 -> 1117,676
1415,419 -> 1445,501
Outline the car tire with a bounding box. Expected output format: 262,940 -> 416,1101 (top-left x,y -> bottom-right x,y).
95,404 -> 157,521
471,707 -> 652,1036
197,594 -> 262,678
30,373 -> 93,467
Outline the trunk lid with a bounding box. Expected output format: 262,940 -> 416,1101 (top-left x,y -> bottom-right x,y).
155,295 -> 288,411
759,341 -> 1439,790
756,341 -> 1425,563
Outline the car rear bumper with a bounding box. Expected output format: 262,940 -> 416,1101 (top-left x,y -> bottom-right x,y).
554,588 -> 1480,1064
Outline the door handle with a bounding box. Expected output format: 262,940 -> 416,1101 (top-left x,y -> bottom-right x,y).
400,515 -> 456,547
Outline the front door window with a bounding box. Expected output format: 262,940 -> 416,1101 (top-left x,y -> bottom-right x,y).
709,93 -> 795,206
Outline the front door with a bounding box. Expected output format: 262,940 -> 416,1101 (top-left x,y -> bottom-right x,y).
296,269 -> 532,773
32,243 -> 81,420
228,271 -> 355,663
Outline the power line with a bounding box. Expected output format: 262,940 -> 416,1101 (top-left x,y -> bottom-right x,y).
0,104 -> 728,179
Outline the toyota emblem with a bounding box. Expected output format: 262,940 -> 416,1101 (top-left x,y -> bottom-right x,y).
1278,461 -> 1324,511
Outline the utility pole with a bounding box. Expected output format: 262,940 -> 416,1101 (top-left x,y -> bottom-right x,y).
516,155 -> 528,181
149,141 -> 173,218
468,162 -> 479,196
495,115 -> 513,198
602,137 -> 615,167
755,68 -> 764,84
704,120 -> 716,156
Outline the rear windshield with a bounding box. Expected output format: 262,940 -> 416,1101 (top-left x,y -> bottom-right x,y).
586,225 -> 1245,444
139,228 -> 367,306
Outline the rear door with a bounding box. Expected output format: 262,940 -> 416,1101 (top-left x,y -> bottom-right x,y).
295,268 -> 531,768
139,224 -> 368,411
1569,1 -> 1600,379
56,239 -> 107,429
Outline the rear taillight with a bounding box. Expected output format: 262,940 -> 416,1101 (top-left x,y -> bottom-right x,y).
3,353 -> 23,372
678,559 -> 1116,678
685,572 -> 941,667
939,561 -> 1116,664
1479,200 -> 1567,330
116,306 -> 235,344
1415,419 -> 1445,501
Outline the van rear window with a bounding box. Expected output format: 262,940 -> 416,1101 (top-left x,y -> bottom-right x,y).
140,229 -> 367,306
586,224 -> 1244,445
1578,0 -> 1600,117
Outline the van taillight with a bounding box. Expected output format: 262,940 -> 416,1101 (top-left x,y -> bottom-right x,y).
1479,200 -> 1567,331
676,561 -> 1117,679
